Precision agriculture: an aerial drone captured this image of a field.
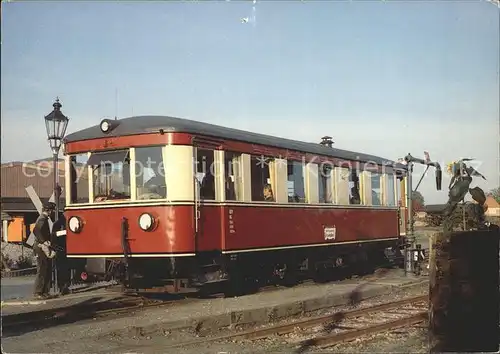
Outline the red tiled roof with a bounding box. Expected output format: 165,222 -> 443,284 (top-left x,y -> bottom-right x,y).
485,195 -> 500,208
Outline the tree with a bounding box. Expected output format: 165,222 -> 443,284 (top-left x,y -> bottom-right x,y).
408,191 -> 425,229
412,190 -> 425,210
488,187 -> 500,204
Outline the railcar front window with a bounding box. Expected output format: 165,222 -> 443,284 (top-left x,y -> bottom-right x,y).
371,172 -> 382,206
288,161 -> 306,203
225,151 -> 242,201
318,164 -> 333,203
69,153 -> 90,204
89,150 -> 131,202
135,147 -> 166,200
68,153 -> 89,204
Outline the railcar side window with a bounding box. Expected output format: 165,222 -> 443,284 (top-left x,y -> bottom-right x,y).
349,170 -> 361,205
318,164 -> 333,203
69,154 -> 89,204
335,167 -> 350,204
90,150 -> 131,202
371,172 -> 382,206
398,178 -> 405,207
196,149 -> 215,200
250,155 -> 275,202
288,161 -> 306,203
135,147 -> 166,200
224,151 -> 242,201
386,174 -> 396,206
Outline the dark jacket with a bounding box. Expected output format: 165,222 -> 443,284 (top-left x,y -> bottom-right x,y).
33,214 -> 51,244
53,214 -> 67,251
52,214 -> 66,235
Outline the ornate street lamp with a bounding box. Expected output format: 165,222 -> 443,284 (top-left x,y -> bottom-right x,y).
44,97 -> 69,295
44,97 -> 69,222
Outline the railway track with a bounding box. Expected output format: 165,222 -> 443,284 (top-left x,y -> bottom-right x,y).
284,295 -> 428,349
164,294 -> 428,350
1,266 -> 422,335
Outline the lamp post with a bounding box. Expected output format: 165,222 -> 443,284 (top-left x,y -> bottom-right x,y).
44,97 -> 69,294
44,97 -> 69,220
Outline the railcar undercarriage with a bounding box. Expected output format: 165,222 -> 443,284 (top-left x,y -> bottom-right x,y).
71,239 -> 404,295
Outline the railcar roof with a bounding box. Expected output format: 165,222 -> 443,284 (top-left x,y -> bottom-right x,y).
64,115 -> 407,168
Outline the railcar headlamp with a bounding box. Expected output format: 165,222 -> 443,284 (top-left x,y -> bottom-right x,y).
138,213 -> 155,231
99,118 -> 119,134
68,216 -> 83,233
100,120 -> 110,132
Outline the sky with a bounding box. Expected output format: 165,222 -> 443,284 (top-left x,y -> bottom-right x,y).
1,1 -> 499,204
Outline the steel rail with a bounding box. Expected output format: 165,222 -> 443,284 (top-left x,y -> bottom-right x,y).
314,311 -> 428,348
240,294 -> 427,340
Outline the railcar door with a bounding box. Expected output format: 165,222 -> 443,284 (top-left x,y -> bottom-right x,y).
192,138 -> 224,254
194,161 -> 201,246
193,146 -> 202,252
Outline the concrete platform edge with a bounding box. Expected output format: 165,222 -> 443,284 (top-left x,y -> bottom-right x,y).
116,279 -> 429,338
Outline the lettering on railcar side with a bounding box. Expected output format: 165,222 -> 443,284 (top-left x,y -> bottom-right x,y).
228,208 -> 235,233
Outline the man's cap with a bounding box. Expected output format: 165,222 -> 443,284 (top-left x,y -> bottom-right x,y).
43,202 -> 56,211
469,186 -> 486,206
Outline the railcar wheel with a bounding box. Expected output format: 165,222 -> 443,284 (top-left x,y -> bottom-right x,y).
279,264 -> 299,288
312,264 -> 334,283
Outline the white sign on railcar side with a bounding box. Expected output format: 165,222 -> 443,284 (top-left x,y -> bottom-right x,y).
324,226 -> 336,240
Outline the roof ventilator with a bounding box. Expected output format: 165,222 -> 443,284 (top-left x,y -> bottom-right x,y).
320,136 -> 334,148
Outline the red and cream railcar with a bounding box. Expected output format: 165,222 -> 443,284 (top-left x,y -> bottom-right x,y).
62,116 -> 409,291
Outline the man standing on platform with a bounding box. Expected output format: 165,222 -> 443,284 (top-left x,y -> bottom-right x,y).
33,202 -> 56,299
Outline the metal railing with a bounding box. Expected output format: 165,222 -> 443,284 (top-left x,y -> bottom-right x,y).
1,267 -> 37,278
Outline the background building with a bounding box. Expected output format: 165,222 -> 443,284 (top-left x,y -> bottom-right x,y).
485,195 -> 500,217
1,157 -> 88,243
